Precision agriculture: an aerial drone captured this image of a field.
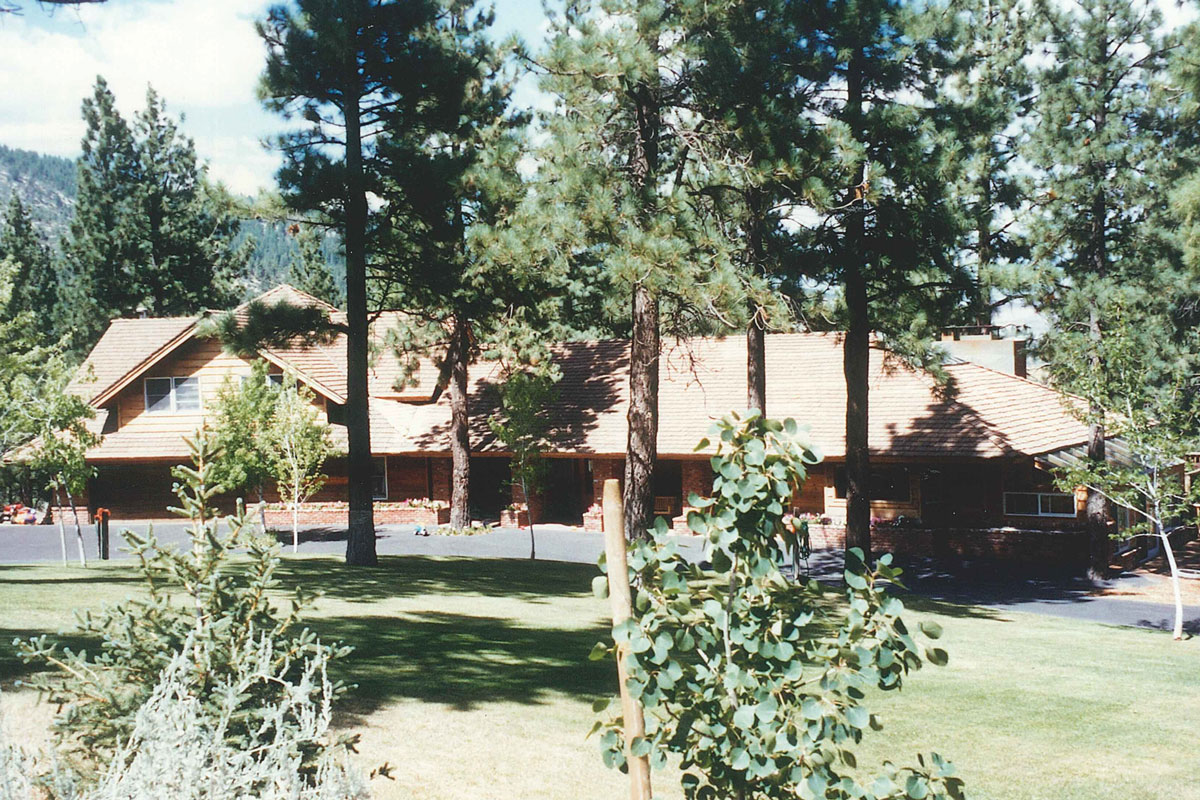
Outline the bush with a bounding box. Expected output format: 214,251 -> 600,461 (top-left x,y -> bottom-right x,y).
15,429 -> 351,768
591,412 -> 963,799
0,635 -> 365,800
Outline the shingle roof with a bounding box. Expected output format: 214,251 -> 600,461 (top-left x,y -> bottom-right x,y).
362,333 -> 1092,459
69,317 -> 199,403
76,287 -> 1092,462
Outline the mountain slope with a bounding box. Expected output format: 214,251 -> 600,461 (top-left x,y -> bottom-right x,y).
0,145 -> 76,241
0,143 -> 344,302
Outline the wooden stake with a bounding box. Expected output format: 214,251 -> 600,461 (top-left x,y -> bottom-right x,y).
602,478 -> 653,800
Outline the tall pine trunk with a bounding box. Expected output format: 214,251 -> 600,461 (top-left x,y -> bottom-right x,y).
843,268 -> 871,556
449,316 -> 471,530
1085,109 -> 1111,579
746,189 -> 767,415
624,283 -> 660,541
623,63 -> 662,543
842,52 -> 871,558
747,315 -> 766,414
1086,307 -> 1110,578
343,90 -> 377,566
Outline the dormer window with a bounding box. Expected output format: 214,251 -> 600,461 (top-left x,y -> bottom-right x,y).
144,377 -> 201,413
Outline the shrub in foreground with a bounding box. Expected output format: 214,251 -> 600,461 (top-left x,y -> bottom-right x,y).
592,413 -> 963,799
15,430 -> 351,767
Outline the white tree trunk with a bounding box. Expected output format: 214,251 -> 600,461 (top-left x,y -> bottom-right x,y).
257,487 -> 268,533
522,474 -> 536,561
64,484 -> 86,567
291,468 -> 300,554
1159,528 -> 1184,640
54,489 -> 67,566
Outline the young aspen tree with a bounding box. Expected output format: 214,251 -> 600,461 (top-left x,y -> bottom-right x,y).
268,375 -> 334,554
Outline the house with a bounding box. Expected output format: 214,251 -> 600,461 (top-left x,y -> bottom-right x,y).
66,285 -> 1098,566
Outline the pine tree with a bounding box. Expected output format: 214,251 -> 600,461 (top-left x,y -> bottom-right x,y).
944,0 -> 1034,320
687,0 -> 833,415
289,225 -> 343,307
527,0 -> 743,540
59,77 -> 141,354
0,192 -> 59,341
252,0 -> 480,564
59,79 -> 246,355
1024,0 -> 1183,578
375,0 -> 532,530
795,0 -> 972,557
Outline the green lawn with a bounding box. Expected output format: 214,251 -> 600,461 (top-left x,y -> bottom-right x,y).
0,556 -> 1196,800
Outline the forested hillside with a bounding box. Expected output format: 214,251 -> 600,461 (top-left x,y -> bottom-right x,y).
0,145 -> 75,240
0,142 -> 344,299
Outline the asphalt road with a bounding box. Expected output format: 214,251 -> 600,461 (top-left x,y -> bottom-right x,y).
2,521 -> 1197,634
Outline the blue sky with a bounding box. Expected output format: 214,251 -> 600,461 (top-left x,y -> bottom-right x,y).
0,0 -> 550,195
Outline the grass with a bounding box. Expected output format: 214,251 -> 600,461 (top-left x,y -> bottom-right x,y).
0,556 -> 1198,800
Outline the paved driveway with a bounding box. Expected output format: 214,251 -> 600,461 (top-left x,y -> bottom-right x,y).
0,521 -> 708,566
3,521 -> 1197,634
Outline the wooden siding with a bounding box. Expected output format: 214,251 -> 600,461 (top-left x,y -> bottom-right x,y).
108,337 -> 328,434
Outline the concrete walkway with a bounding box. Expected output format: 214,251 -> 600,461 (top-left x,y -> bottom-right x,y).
3,521 -> 1196,634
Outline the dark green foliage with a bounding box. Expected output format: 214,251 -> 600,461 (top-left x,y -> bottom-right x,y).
210,299 -> 341,357
0,192 -> 60,341
372,0 -> 539,529
591,413 -> 960,799
254,0 -> 476,563
208,361 -> 282,508
526,0 -> 747,540
488,370 -> 557,559
16,429 -> 350,762
943,0 -> 1034,318
58,79 -> 248,355
290,225 -> 344,307
1024,0 -> 1188,576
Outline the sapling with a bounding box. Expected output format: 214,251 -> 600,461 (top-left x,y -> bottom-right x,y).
16,428 -> 351,765
591,412 -> 963,799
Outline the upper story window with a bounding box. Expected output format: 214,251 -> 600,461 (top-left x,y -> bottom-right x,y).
144,377 -> 201,414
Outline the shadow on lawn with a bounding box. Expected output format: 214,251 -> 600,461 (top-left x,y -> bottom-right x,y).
311,611 -> 612,718
273,555 -> 600,605
0,627 -> 100,685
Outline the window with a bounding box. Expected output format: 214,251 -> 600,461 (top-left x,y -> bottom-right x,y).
834,466 -> 910,502
144,377 -> 201,414
372,457 -> 388,500
239,372 -> 284,388
1003,492 -> 1076,518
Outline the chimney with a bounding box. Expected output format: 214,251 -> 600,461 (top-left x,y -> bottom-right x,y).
940,325 -> 1029,377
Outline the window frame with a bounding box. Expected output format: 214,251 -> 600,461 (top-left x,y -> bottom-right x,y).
371,456 -> 388,501
1002,491 -> 1077,518
143,376 -> 203,414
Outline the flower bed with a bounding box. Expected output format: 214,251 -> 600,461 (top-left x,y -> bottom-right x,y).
263,500 -> 450,527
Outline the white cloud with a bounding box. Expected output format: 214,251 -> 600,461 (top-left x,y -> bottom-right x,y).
0,0 -> 278,193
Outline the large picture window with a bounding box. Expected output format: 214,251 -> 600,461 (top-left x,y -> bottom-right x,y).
834,466 -> 911,502
1003,492 -> 1076,518
144,377 -> 201,414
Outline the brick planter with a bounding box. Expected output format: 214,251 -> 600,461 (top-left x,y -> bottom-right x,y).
500,508 -> 530,528
582,506 -> 604,532
263,502 -> 450,527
